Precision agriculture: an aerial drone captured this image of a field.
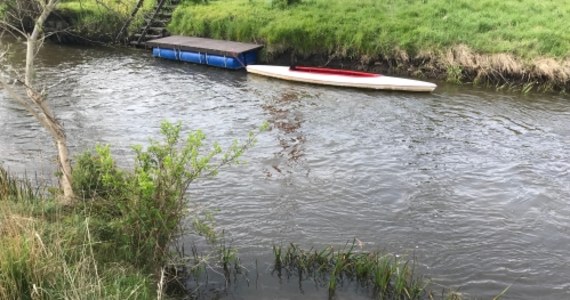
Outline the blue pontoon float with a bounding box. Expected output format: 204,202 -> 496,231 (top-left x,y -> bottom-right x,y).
146,36 -> 263,70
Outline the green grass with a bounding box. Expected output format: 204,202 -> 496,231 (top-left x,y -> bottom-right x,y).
273,242 -> 427,299
0,188 -> 154,299
9,0 -> 564,89
57,0 -> 157,39
167,0 -> 570,90
271,242 -> 483,299
169,0 -> 570,60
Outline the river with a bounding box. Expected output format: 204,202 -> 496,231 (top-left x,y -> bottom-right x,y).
1,39 -> 569,299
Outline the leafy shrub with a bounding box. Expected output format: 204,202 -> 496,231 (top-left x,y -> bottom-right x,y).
72,144 -> 129,200
75,120 -> 266,270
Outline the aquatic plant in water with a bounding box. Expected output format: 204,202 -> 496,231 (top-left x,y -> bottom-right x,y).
273,241 -> 426,299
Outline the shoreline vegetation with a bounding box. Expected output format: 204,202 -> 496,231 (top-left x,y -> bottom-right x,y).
3,0 -> 568,92
0,125 -> 463,299
167,0 -> 570,93
0,122 -> 267,299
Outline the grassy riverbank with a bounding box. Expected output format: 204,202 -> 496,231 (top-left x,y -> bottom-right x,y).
0,169 -> 153,298
3,0 -> 568,90
169,0 -> 570,91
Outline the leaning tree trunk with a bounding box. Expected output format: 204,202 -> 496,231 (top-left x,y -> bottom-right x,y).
24,0 -> 76,204
55,132 -> 74,203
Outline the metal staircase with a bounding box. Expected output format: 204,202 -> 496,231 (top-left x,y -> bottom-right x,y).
129,0 -> 180,48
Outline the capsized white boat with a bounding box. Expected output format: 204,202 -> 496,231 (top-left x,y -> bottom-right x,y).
246,65 -> 437,92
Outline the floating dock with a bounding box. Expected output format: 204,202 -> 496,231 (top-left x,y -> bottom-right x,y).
146,36 -> 263,70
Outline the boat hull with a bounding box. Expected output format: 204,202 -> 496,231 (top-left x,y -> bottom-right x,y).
246,65 -> 437,92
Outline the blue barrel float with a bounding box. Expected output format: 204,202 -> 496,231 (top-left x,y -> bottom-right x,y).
146,36 -> 263,70
151,47 -> 258,69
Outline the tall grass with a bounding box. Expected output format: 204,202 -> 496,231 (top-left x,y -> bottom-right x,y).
0,169 -> 153,299
170,0 -> 570,60
169,0 -> 570,90
273,242 -> 427,299
0,166 -> 37,202
56,0 -> 157,40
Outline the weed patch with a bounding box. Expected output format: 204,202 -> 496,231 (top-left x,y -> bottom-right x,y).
273,241 -> 426,299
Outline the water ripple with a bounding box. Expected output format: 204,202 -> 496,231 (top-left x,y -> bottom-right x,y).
2,40 -> 570,298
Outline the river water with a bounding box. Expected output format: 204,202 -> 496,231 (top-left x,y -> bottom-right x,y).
1,40 -> 569,299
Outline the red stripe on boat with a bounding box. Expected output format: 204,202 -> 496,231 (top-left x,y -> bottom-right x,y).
290,66 -> 380,77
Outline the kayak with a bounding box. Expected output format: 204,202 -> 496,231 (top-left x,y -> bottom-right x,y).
246,65 -> 437,92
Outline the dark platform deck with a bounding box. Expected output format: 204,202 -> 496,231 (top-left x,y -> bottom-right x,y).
145,36 -> 263,57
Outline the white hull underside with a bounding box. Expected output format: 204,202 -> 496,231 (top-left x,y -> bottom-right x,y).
246,65 -> 437,92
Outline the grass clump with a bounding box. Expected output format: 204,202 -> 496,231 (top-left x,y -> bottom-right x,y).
0,185 -> 154,299
273,241 -> 427,299
0,166 -> 38,202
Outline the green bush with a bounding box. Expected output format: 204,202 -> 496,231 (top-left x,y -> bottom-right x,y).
73,145 -> 129,200
74,120 -> 265,271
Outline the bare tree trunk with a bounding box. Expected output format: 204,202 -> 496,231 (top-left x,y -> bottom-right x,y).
25,0 -> 58,87
25,0 -> 75,204
56,137 -> 74,203
1,0 -> 76,203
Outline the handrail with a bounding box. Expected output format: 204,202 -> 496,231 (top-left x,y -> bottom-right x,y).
136,0 -> 168,45
114,0 -> 146,43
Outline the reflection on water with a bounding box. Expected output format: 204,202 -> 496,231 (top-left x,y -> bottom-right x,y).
262,90 -> 307,177
1,38 -> 570,299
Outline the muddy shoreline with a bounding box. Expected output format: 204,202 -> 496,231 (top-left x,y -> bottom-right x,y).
269,48 -> 569,93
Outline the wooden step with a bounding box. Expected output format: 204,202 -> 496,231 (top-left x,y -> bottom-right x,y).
133,33 -> 164,40
156,12 -> 173,18
147,27 -> 167,33
145,18 -> 169,25
155,4 -> 177,10
129,40 -> 147,47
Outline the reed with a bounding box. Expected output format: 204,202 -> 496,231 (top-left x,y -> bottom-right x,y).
273,241 -> 426,299
0,166 -> 38,202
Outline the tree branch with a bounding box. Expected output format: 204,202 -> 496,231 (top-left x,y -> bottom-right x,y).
0,20 -> 28,37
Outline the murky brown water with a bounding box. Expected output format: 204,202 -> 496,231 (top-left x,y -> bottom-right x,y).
1,38 -> 570,299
